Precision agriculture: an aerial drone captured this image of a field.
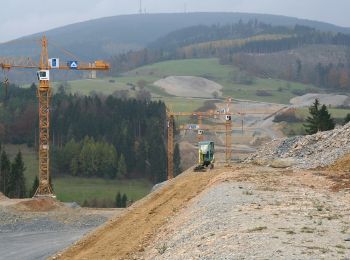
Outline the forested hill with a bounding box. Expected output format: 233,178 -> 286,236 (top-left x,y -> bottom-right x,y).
0,84 -> 169,183
1,12 -> 349,60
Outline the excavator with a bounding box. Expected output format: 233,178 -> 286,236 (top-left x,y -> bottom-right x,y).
194,141 -> 215,172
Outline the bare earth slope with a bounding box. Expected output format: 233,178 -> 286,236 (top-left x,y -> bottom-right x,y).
290,93 -> 350,107
153,76 -> 223,98
55,165 -> 350,259
55,168 -> 224,259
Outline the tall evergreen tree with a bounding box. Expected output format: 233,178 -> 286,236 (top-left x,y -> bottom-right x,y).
121,193 -> 128,208
29,176 -> 39,197
8,151 -> 26,198
344,113 -> 350,125
173,143 -> 182,177
0,151 -> 11,196
304,99 -> 335,135
117,154 -> 127,179
115,192 -> 122,207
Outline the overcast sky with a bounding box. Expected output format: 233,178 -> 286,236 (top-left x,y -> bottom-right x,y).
1,0 -> 349,43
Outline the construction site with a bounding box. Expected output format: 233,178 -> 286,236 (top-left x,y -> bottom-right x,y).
0,8 -> 350,259
0,48 -> 350,257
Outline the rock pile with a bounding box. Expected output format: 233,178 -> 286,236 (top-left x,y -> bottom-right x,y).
246,122 -> 350,169
0,193 -> 8,201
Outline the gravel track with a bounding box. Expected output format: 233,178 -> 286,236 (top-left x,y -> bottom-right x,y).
140,168 -> 350,259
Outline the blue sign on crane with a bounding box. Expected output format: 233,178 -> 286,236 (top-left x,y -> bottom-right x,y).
67,61 -> 78,69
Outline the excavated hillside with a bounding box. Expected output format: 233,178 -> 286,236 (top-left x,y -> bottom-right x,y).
53,168 -> 227,259
247,122 -> 350,170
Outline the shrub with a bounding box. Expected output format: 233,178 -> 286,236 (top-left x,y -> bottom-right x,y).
256,90 -> 272,96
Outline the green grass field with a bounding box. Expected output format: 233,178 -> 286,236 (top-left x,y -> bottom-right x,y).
49,58 -> 320,107
282,107 -> 350,136
2,144 -> 152,204
54,177 -> 152,205
296,108 -> 350,119
160,97 -> 205,112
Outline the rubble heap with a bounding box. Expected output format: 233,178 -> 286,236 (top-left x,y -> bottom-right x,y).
247,123 -> 350,169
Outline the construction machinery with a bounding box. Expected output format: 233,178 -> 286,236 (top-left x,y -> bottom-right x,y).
194,141 -> 215,172
0,35 -> 110,197
166,109 -> 232,179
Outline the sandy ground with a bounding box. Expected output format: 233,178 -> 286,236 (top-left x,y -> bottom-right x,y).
154,76 -> 223,98
54,167 -> 226,259
54,163 -> 350,259
290,93 -> 350,107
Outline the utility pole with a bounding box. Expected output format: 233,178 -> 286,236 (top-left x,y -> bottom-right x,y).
167,113 -> 174,180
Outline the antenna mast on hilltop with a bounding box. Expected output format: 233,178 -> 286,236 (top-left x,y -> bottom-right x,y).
139,0 -> 142,14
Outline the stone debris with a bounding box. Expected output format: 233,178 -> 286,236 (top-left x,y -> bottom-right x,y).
246,123 -> 350,169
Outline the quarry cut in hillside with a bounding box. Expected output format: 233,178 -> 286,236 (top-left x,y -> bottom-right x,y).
247,122 -> 350,170
290,93 -> 350,107
154,76 -> 223,98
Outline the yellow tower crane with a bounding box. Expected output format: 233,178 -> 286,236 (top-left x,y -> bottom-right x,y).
0,35 -> 110,197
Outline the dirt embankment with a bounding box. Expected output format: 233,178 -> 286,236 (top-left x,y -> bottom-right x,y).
139,167 -> 350,259
54,167 -> 226,260
54,160 -> 350,259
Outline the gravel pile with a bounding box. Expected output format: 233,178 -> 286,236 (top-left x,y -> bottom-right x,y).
141,175 -> 350,259
246,122 -> 350,169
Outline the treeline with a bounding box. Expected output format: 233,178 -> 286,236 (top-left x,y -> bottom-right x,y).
0,85 -> 169,183
0,147 -> 26,198
148,20 -> 292,51
230,53 -> 350,90
0,83 -> 37,145
53,137 -> 123,179
108,21 -> 350,76
82,192 -> 129,208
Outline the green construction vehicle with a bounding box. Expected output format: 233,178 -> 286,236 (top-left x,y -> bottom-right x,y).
194,141 -> 215,172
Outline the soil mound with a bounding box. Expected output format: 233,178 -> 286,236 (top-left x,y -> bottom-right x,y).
13,198 -> 65,212
290,93 -> 349,107
154,76 -> 222,98
327,153 -> 350,172
0,192 -> 8,201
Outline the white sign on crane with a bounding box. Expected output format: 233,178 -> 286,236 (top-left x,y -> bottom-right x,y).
49,58 -> 59,68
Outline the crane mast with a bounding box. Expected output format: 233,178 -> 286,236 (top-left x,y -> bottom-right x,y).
35,36 -> 53,196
